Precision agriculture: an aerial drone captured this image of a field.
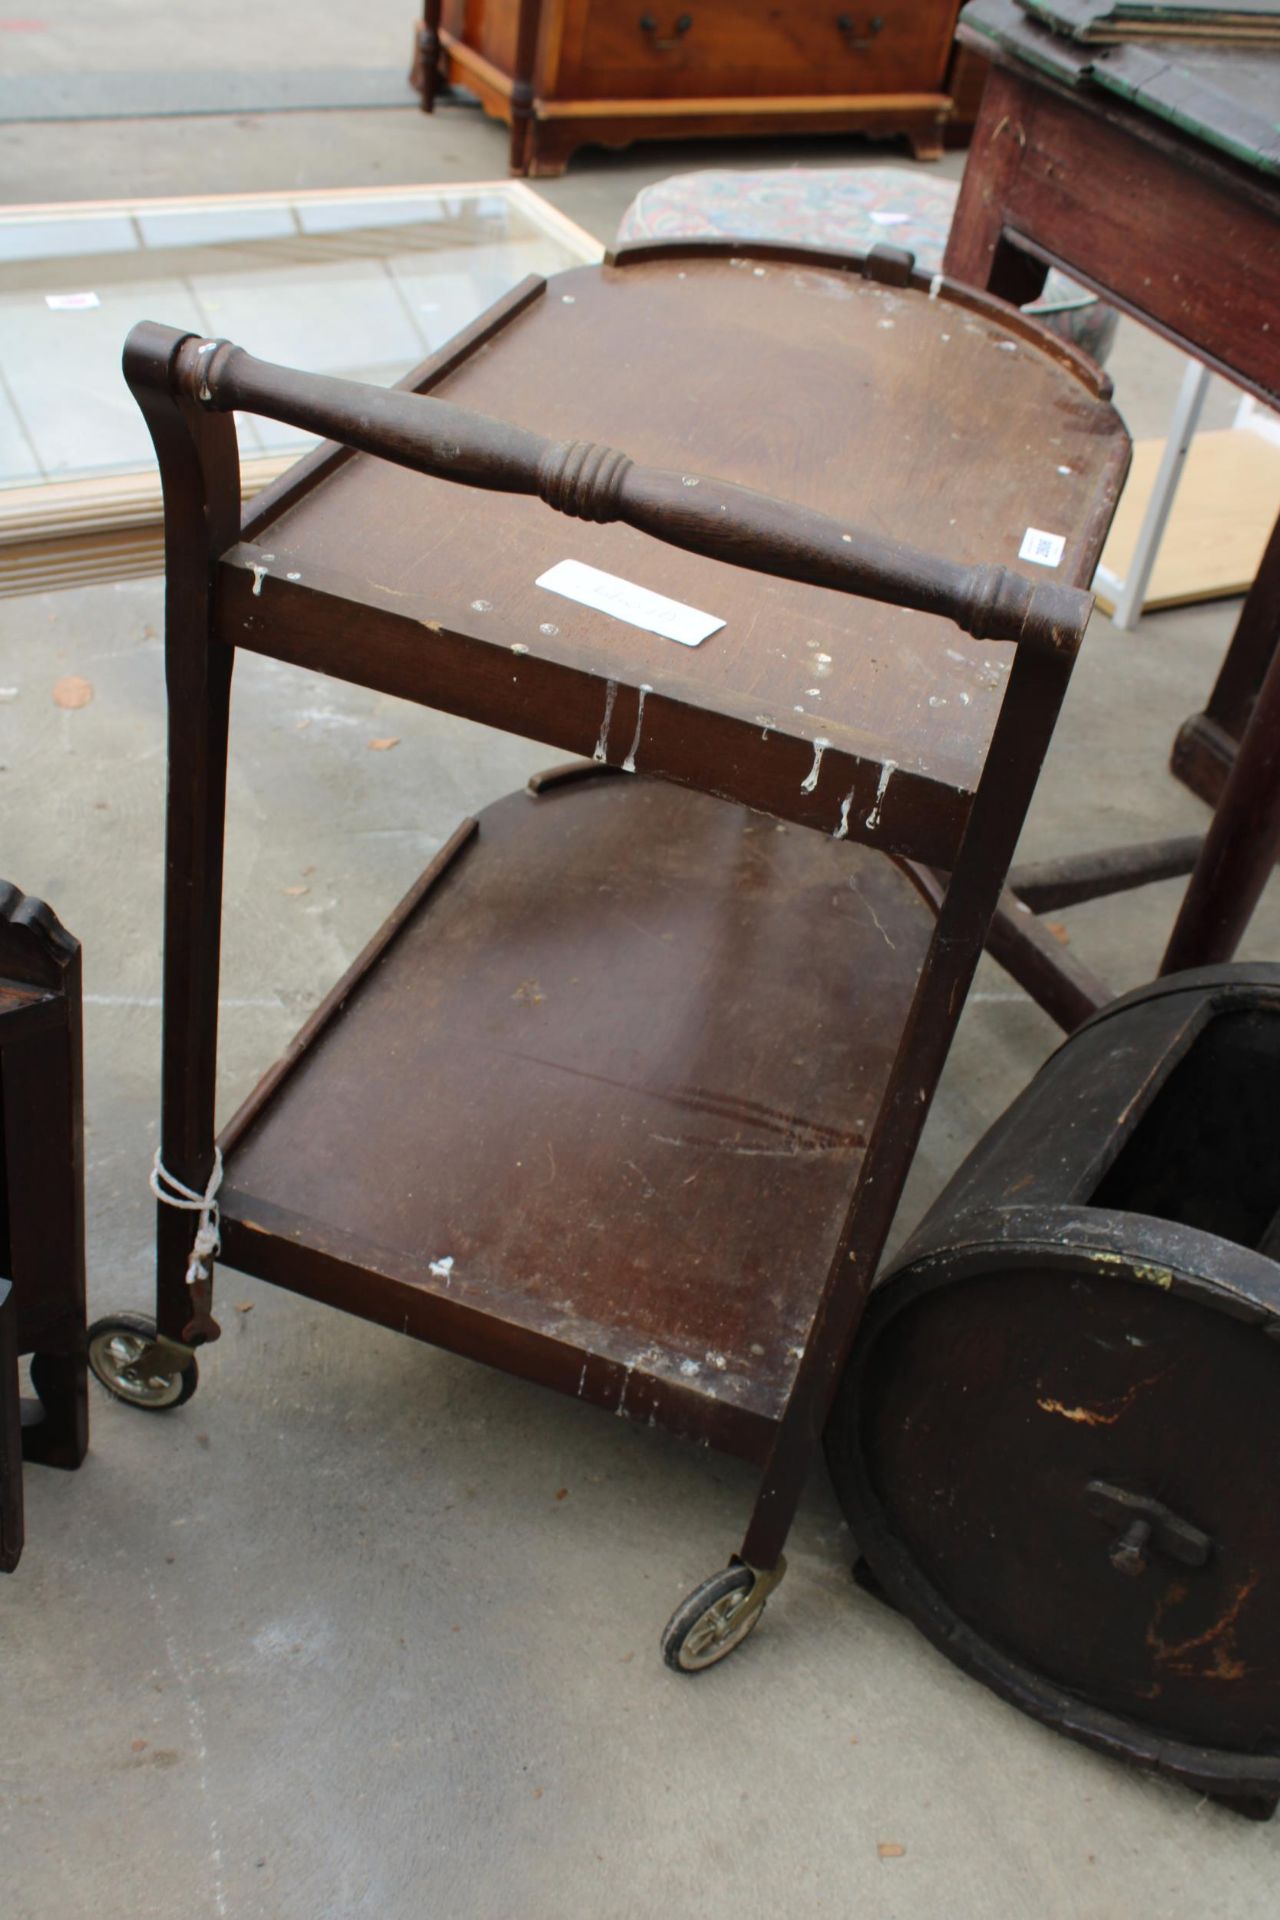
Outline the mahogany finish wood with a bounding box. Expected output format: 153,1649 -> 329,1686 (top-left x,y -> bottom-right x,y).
198,337 -> 1088,652
1172,513 -> 1280,807
414,0 -> 962,174
202,252 -> 1122,873
124,245 -> 1125,1614
945,35 -> 1280,1020
827,963 -> 1280,1815
222,777 -> 933,1461
1163,633 -> 1280,973
946,60 -> 1279,400
0,883 -> 89,1526
1008,834 -> 1203,913
914,866 -> 1115,1035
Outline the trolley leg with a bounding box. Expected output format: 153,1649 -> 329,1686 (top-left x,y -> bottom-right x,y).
123,331 -> 241,1354
744,639 -> 1079,1575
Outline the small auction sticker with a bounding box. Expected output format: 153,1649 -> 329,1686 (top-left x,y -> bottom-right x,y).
1019,526 -> 1066,568
45,291 -> 100,310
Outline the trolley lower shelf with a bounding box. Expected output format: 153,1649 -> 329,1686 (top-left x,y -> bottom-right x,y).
217,772 -> 933,1462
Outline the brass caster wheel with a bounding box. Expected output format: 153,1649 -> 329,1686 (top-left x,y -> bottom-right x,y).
660,1557 -> 786,1673
87,1314 -> 198,1412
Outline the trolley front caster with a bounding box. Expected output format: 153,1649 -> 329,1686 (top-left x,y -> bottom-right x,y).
87,1314 -> 198,1411
660,1557 -> 786,1673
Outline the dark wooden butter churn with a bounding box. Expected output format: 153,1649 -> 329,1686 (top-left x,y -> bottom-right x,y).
826,963 -> 1280,1816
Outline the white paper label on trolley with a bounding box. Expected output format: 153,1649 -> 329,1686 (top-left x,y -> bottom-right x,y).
535,559 -> 725,647
1019,526 -> 1066,568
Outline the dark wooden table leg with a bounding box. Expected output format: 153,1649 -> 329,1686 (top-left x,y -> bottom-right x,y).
985,888 -> 1112,1031
411,0 -> 443,110
508,0 -> 543,175
1162,611 -> 1280,974
1172,510 -> 1280,808
0,1279 -> 22,1572
942,65 -> 1050,307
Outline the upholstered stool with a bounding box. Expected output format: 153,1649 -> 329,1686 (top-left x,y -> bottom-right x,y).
616,166 -> 1118,364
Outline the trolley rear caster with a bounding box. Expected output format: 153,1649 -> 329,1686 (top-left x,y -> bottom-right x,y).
87,1314 -> 198,1411
660,1557 -> 786,1672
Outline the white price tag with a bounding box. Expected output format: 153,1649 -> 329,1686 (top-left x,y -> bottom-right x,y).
1019,526 -> 1066,569
536,558 -> 725,647
45,291 -> 100,310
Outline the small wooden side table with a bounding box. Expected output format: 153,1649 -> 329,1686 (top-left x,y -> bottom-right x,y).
942,0 -> 1280,1024
0,882 -> 90,1571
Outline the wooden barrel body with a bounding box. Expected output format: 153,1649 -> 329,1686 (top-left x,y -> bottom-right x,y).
825,964 -> 1280,1815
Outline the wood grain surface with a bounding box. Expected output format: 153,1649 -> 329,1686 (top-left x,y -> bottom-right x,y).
240,253 -> 1125,861
220,776 -> 933,1456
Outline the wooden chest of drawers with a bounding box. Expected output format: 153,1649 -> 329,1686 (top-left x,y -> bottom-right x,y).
412,0 -> 962,174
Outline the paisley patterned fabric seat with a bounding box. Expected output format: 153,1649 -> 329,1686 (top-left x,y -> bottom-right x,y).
616,166 -> 1118,364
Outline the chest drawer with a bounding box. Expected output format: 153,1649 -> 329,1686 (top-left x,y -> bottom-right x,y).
552,0 -> 958,102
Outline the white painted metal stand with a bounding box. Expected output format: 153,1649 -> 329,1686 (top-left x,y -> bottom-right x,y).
1094,358 -> 1212,631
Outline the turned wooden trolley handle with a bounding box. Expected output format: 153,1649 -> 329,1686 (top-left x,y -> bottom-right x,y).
134,324 -> 1093,653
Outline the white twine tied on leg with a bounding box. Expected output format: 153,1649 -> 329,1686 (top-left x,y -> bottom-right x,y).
150,1147 -> 223,1292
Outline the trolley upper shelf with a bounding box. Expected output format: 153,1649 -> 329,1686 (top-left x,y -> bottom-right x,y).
129,247 -> 1130,868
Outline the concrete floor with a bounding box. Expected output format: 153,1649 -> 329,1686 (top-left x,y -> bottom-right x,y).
3,31 -> 1279,1920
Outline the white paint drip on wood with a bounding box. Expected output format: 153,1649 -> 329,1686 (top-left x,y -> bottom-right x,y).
250,564 -> 268,597
593,679 -> 618,763
428,1255 -> 454,1281
622,683 -> 651,773
195,339 -> 217,403
865,759 -> 896,831
800,736 -> 830,793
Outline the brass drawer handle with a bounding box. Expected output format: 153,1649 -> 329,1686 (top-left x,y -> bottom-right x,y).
639,12 -> 693,49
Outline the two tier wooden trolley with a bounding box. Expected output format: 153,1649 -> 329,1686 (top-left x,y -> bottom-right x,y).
95,241 -> 1128,1666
